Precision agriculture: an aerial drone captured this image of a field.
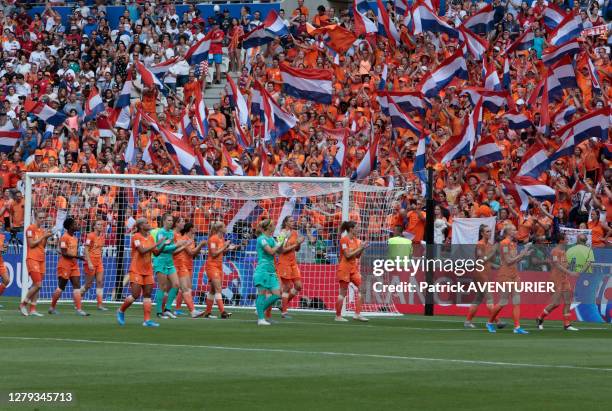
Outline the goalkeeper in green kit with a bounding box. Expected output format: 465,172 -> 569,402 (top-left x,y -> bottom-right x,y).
254,218 -> 283,326
153,213 -> 189,319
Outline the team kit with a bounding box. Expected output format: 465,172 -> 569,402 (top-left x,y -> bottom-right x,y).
11,211 -> 579,332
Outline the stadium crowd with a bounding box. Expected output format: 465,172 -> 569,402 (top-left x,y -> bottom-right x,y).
0,0 -> 610,247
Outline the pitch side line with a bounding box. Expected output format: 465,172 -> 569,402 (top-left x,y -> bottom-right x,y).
1,336 -> 611,373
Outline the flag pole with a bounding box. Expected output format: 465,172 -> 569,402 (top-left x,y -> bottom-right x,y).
424,166 -> 435,316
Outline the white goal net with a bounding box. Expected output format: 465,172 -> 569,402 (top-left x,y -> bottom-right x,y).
23,173 -> 404,315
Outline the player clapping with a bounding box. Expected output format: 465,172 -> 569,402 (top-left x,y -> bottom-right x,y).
254,219 -> 282,326
203,222 -> 237,319
536,232 -> 579,331
174,220 -> 206,318
116,218 -> 168,327
49,217 -> 89,316
20,211 -> 53,316
277,216 -> 305,320
80,219 -> 108,311
0,227 -> 9,307
336,221 -> 369,322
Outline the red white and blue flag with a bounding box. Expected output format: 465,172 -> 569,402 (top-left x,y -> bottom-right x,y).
434,98 -> 483,164
184,33 -> 212,65
418,50 -> 468,98
542,4 -> 567,29
388,100 -> 422,135
504,177 -> 556,211
24,99 -> 67,127
353,0 -> 378,37
542,38 -> 580,67
504,111 -> 532,129
0,130 -> 20,153
504,27 -> 534,54
473,134 -> 503,167
83,87 -> 105,122
376,0 -> 401,47
412,2 -> 460,38
242,10 -> 289,49
135,60 -> 164,91
549,14 -> 583,46
351,133 -> 381,181
193,88 -> 209,140
279,63 -> 333,105
226,73 -> 250,127
459,26 -> 489,60
516,142 -> 551,178
462,4 -> 497,35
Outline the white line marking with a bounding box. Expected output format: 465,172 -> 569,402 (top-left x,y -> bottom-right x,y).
1,336 -> 610,373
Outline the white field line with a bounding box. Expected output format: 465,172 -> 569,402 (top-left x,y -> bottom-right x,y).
1,336 -> 611,373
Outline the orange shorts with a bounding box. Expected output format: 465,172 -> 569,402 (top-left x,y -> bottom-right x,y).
337,267 -> 359,284
177,264 -> 192,278
206,266 -> 222,281
553,280 -> 572,293
26,259 -> 45,281
130,271 -> 155,286
339,273 -> 362,288
278,264 -> 301,280
84,259 -> 104,276
0,261 -> 6,276
58,264 -> 81,279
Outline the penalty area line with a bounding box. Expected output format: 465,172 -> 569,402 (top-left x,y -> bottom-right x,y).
1,336 -> 611,373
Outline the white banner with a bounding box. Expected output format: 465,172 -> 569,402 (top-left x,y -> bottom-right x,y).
451,217 -> 496,244
560,227 -> 592,246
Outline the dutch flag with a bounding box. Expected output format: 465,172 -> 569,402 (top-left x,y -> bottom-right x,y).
504,111 -> 532,130
549,14 -> 583,47
473,134 -> 503,167
434,98 -> 482,164
0,130 -> 20,153
83,87 -> 105,122
504,177 -> 556,211
542,4 -> 567,30
279,63 -> 333,105
351,133 -> 381,181
418,50 -> 468,98
412,3 -> 460,39
462,4 -> 497,35
516,142 -> 551,178
184,32 -> 212,66
24,99 -> 67,127
241,10 -> 289,49
376,0 -> 401,47
542,39 -> 580,67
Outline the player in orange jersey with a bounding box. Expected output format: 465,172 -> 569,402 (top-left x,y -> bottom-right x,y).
277,216 -> 305,319
464,224 -> 499,329
49,217 -> 89,316
203,221 -> 237,318
335,221 -> 369,322
116,218 -> 167,327
487,224 -> 533,334
173,219 -> 206,318
0,225 -> 8,307
80,219 -> 108,311
20,211 -> 53,317
536,232 -> 579,331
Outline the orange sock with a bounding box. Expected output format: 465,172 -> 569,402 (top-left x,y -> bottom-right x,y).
265,306 -> 272,319
73,290 -> 82,310
205,296 -> 214,314
96,288 -> 103,307
466,305 -> 478,321
488,304 -> 502,323
29,303 -> 37,313
0,283 -> 6,295
539,308 -> 550,320
143,298 -> 152,321
287,290 -> 297,303
281,295 -> 289,313
120,296 -> 134,312
51,288 -> 62,308
563,312 -> 571,327
355,294 -> 363,315
176,292 -> 183,310
216,298 -> 225,314
512,305 -> 520,328
183,291 -> 194,312
335,297 -> 343,317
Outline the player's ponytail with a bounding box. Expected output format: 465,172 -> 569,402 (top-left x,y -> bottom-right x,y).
281,216 -> 291,229
257,218 -> 273,235
340,221 -> 356,235
181,222 -> 194,236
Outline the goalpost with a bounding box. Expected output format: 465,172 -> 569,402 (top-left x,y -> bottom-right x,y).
22,173 -> 403,315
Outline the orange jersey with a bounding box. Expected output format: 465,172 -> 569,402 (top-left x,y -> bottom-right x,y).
26,224 -> 47,262
205,234 -> 224,270
338,236 -> 361,273
277,230 -> 299,267
498,238 -> 518,279
475,239 -> 494,281
550,246 -> 569,285
58,233 -> 79,269
85,232 -> 105,260
0,233 -> 4,265
129,233 -> 155,276
173,233 -> 194,270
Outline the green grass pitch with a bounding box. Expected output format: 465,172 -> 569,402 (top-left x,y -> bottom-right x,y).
0,296 -> 611,411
